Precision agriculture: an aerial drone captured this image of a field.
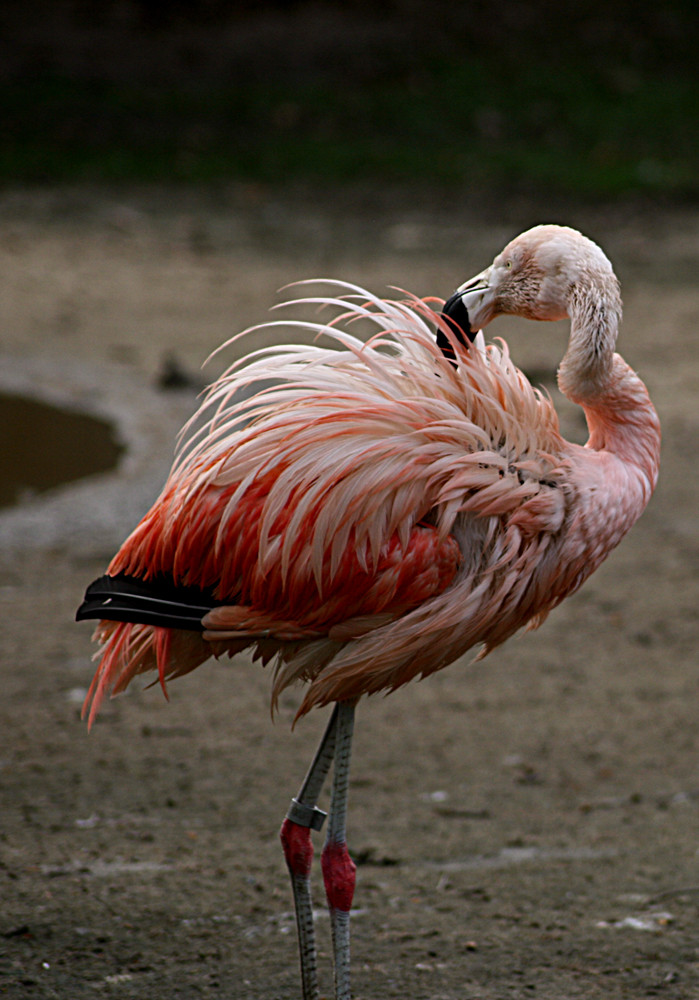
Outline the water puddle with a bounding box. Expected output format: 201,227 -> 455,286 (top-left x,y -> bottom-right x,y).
0,392 -> 123,508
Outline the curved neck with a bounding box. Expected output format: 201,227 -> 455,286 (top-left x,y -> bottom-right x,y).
556,277 -> 660,482
557,276 -> 622,405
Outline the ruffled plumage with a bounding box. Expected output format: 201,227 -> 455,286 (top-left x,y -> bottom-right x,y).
81,279 -> 658,727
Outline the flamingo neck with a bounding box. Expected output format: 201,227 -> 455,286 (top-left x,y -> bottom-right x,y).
556,278 -> 660,481
557,277 -> 622,405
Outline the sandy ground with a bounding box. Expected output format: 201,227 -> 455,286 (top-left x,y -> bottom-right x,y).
1,185 -> 698,1000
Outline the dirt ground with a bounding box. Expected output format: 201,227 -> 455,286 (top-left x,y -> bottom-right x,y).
1,185 -> 698,1000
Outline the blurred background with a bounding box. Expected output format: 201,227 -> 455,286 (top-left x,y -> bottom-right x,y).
2,6 -> 699,999
1,0 -> 697,198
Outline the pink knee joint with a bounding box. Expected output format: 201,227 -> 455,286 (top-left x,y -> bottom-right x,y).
280,818 -> 314,879
321,839 -> 356,912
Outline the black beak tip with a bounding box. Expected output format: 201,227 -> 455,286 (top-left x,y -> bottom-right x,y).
435,292 -> 475,363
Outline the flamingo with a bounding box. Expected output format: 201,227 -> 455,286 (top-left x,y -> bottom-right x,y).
76,224 -> 660,999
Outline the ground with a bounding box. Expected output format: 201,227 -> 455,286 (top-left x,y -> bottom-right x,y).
0,185 -> 698,1000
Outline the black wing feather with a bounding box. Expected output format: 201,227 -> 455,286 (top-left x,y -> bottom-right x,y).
75,573 -> 220,631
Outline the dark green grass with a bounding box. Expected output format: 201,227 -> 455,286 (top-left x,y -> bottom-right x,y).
1,56 -> 696,197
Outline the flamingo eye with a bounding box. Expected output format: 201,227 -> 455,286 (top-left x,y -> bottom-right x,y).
504,259 -> 513,269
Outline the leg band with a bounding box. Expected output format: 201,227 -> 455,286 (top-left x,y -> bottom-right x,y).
286,796 -> 328,831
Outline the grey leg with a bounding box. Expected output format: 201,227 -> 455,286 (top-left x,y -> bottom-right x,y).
321,702 -> 357,1000
280,705 -> 339,1000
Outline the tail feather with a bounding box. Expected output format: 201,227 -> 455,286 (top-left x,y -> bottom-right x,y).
76,573 -> 222,728
82,619 -> 213,729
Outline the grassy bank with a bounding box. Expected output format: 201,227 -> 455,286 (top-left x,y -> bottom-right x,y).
1,3 -> 697,199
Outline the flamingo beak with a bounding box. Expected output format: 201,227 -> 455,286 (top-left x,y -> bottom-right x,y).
453,266 -> 497,332
441,290 -> 474,342
437,264 -> 495,363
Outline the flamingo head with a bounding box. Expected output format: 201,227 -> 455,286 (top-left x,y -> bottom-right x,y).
445,224 -> 617,333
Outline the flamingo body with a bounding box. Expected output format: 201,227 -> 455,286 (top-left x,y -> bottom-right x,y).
79,234 -> 659,727
77,225 -> 660,998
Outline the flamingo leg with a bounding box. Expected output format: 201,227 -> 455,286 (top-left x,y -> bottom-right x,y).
322,701 -> 357,1000
280,704 -> 339,1000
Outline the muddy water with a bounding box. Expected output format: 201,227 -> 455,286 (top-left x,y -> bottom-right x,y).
0,393 -> 123,507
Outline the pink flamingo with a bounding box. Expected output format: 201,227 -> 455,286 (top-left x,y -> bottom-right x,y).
77,225 -> 660,999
